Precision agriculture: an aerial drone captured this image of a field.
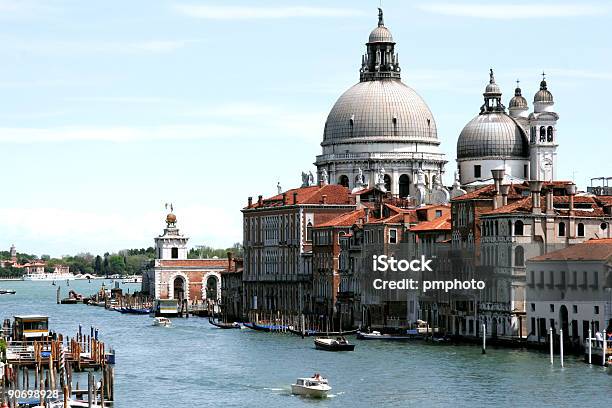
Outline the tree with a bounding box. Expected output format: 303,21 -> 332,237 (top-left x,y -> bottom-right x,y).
94,256 -> 102,275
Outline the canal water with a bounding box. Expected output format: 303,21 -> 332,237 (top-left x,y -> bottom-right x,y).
1,280 -> 612,407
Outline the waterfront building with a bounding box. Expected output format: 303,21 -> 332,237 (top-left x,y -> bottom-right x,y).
241,184 -> 355,316
314,9 -> 447,196
220,255 -> 243,321
525,239 -> 612,348
142,211 -> 233,304
457,71 -> 558,187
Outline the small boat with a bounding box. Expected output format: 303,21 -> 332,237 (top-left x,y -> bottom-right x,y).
0,289 -> 16,295
314,336 -> 355,351
243,322 -> 287,332
208,318 -> 240,329
356,330 -> 415,340
123,307 -> 151,315
291,375 -> 331,398
153,317 -> 172,327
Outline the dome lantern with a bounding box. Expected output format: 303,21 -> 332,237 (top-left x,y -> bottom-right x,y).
360,8 -> 400,82
480,69 -> 505,114
533,72 -> 554,112
509,79 -> 529,118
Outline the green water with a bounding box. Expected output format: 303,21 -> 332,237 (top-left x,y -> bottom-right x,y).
1,280 -> 612,407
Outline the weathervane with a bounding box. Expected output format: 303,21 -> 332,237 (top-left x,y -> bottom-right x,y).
165,202 -> 174,212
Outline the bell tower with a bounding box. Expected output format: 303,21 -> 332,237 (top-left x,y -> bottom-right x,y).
154,204 -> 189,260
528,73 -> 559,181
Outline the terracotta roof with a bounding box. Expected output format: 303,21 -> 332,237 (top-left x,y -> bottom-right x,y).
246,184 -> 351,209
316,209 -> 366,228
529,239 -> 612,262
410,214 -> 452,232
483,195 -> 609,217
158,259 -> 228,268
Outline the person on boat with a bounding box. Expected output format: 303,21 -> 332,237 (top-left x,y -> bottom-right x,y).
596,331 -> 603,347
313,373 -> 321,380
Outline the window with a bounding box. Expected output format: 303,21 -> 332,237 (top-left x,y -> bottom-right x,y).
540,126 -> 546,142
550,304 -> 554,313
558,222 -> 566,237
593,271 -> 599,288
548,270 -> 554,287
383,174 -> 391,192
524,164 -> 528,178
572,305 -> 578,314
577,223 -> 585,237
547,126 -> 554,142
531,303 -> 535,312
306,222 -> 313,242
595,306 -> 600,315
435,210 -> 442,218
389,229 -> 397,244
171,247 -> 179,259
514,246 -> 525,267
530,127 -> 536,143
514,220 -> 524,236
601,222 -> 608,231
339,175 -> 349,188
399,174 -> 410,198
529,270 -> 535,286
474,165 -> 481,178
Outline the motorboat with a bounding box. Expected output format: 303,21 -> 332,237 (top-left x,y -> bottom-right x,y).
314,336 -> 355,351
153,317 -> 172,327
291,375 -> 331,398
287,326 -> 358,337
356,330 -> 415,340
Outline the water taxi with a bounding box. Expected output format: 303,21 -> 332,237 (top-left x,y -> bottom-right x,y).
314,336 -> 355,351
291,375 -> 331,398
153,317 -> 172,327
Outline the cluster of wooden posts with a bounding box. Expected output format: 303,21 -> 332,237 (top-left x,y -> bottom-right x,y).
1,334 -> 114,407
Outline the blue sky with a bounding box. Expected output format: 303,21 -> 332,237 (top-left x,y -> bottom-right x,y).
0,0 -> 610,257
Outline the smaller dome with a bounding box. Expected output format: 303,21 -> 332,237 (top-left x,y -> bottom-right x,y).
534,78 -> 553,103
166,213 -> 177,224
485,82 -> 501,95
368,26 -> 394,43
457,113 -> 529,159
509,84 -> 528,109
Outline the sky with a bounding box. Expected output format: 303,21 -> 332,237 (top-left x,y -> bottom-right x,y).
0,0 -> 611,257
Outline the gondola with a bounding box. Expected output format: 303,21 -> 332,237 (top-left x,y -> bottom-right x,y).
287,326 -> 359,337
123,307 -> 151,315
243,322 -> 288,332
208,318 -> 240,329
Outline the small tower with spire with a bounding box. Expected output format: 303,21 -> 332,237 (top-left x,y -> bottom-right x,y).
360,8 -> 401,82
10,244 -> 17,263
479,69 -> 505,114
154,205 -> 189,260
528,72 -> 559,181
508,79 -> 529,119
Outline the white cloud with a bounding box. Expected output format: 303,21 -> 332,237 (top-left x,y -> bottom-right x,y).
417,3 -> 607,19
174,5 -> 365,20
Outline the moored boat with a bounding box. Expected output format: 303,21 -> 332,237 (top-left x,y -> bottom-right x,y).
356,330 -> 415,340
287,326 -> 358,337
208,318 -> 240,329
0,289 -> 16,295
291,375 -> 331,398
243,322 -> 288,332
314,336 -> 355,351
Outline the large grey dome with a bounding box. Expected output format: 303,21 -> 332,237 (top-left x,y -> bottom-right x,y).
322,79 -> 438,144
457,113 -> 529,159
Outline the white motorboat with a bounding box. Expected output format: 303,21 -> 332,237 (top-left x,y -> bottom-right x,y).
153,317 -> 172,327
291,375 -> 331,398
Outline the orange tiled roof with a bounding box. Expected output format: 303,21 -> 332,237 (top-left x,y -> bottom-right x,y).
410,214 -> 452,232
483,195 -> 608,217
529,239 -> 612,262
316,209 -> 367,228
246,184 -> 351,209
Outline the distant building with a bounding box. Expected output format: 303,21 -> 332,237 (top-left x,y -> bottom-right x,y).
142,211 -> 235,304
526,239 -> 612,348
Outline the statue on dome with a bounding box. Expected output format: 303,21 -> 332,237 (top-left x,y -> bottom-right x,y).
356,168 -> 365,186
451,171 -> 467,198
308,171 -> 315,186
277,182 -> 282,194
431,174 -> 450,204
375,167 -> 387,192
320,169 -> 329,185
301,172 -> 309,187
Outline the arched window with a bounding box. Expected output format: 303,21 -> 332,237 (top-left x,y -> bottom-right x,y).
602,223 -> 609,231
399,174 -> 410,198
540,126 -> 546,142
338,175 -> 349,188
547,126 -> 554,142
384,174 -> 391,192
515,246 -> 525,267
306,222 -> 313,242
530,127 -> 536,143
514,220 -> 524,236
558,222 -> 566,237
577,223 -> 585,237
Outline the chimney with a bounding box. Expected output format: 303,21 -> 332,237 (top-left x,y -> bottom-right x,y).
364,207 -> 370,223
227,251 -> 233,272
321,194 -> 328,204
257,195 -> 263,206
566,183 -> 577,213
282,193 -> 287,205
293,192 -> 298,205
248,196 -> 253,208
529,181 -> 543,213
499,184 -> 510,206
491,168 -> 505,210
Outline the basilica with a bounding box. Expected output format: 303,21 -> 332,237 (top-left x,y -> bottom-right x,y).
313,8 -> 559,194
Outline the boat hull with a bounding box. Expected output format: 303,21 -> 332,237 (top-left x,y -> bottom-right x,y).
314,339 -> 355,351
291,384 -> 330,398
356,331 -> 416,340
